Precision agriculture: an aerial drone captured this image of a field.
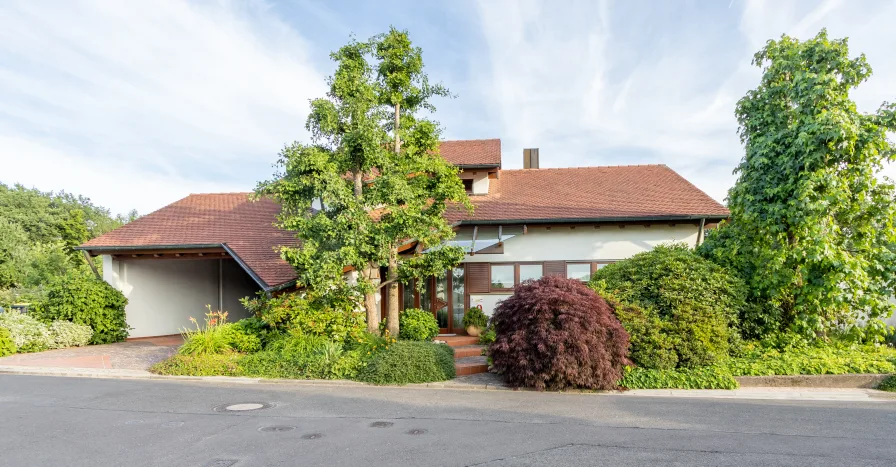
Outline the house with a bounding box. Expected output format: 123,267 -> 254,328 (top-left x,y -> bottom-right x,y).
78,139 -> 729,338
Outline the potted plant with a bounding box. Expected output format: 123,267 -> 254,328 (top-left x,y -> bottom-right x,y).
462,306 -> 488,337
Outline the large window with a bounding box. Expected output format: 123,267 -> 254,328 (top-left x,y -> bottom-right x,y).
519,264 -> 543,282
490,264 -> 515,290
566,263 -> 592,281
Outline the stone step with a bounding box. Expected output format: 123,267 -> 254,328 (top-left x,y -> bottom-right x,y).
455,356 -> 489,376
452,345 -> 486,359
438,335 -> 480,347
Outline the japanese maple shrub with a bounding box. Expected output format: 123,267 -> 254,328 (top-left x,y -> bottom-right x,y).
488,276 -> 630,391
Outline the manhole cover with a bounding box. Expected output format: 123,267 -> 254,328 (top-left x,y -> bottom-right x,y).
258,425 -> 296,433
406,429 -> 428,435
370,421 -> 394,428
301,433 -> 323,440
161,421 -> 184,428
213,402 -> 273,413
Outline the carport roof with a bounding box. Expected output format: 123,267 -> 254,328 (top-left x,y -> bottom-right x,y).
79,193 -> 297,290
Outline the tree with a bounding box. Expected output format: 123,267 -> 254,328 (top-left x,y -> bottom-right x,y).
699,30 -> 896,341
257,30 -> 470,336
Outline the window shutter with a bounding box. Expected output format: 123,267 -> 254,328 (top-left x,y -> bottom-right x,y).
544,261 -> 565,277
466,263 -> 490,293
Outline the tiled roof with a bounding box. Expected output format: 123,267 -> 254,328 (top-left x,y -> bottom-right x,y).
81,193 -> 297,289
445,165 -> 729,224
439,139 -> 501,167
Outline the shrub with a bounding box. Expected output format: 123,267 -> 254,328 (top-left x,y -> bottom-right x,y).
0,327 -> 16,357
462,307 -> 488,329
0,312 -> 52,352
34,274 -> 129,344
591,244 -> 743,368
222,321 -> 263,353
244,292 -> 364,343
356,341 -> 455,385
231,317 -> 274,348
397,308 -> 439,341
721,344 -> 896,376
47,321 -> 93,348
179,309 -> 234,356
878,375 -> 896,392
478,325 -> 495,345
619,366 -> 739,390
149,353 -> 242,376
489,276 -> 630,390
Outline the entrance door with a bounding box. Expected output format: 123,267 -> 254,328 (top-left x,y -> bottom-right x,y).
422,267 -> 466,334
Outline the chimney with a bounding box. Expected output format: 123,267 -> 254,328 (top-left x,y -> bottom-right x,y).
523,148 -> 539,169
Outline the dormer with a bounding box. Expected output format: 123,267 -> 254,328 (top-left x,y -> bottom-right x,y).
439,138 -> 501,195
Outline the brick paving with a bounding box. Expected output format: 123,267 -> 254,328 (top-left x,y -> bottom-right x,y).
0,335 -> 182,370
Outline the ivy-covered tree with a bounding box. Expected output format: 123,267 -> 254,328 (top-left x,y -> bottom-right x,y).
700,30 -> 896,341
257,29 -> 470,335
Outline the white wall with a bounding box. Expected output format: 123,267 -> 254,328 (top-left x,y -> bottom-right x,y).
462,224 -> 700,314
103,256 -> 256,338
459,171 -> 490,195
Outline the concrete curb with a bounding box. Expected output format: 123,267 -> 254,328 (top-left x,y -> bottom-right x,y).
735,374 -> 889,388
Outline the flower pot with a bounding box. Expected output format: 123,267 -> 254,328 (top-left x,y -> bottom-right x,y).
466,326 -> 482,337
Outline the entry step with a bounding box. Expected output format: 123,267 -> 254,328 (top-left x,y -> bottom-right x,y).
455,356 -> 489,376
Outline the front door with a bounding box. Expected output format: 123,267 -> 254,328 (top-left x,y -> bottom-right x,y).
420,267 -> 466,334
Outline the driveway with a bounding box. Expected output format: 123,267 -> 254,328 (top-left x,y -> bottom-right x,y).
0,335 -> 181,370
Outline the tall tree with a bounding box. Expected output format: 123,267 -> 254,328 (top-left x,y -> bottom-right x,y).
257,30 -> 470,336
700,30 -> 896,341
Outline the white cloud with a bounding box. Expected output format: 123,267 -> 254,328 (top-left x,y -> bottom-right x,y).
0,0 -> 326,214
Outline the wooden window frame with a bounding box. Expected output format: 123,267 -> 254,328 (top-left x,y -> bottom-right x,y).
517,262 -> 544,283
488,263 -> 516,292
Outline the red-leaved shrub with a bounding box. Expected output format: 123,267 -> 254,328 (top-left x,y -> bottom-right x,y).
488,276 -> 631,390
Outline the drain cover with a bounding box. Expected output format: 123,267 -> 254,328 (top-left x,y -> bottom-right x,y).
406,429 -> 428,435
370,421 -> 394,428
259,425 -> 296,433
213,402 -> 273,413
301,433 -> 323,440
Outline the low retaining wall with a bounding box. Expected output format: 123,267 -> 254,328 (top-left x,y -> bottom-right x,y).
735,374 -> 889,389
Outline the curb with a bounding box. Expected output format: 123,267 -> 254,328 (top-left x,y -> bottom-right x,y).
735,374 -> 889,389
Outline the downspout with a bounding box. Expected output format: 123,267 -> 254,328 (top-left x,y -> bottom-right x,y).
218,259 -> 224,311
696,218 -> 706,247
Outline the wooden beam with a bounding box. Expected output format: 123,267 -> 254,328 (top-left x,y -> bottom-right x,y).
81,250 -> 101,280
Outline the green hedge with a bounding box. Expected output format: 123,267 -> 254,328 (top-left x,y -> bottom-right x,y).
397,308 -> 439,341
721,345 -> 896,376
619,366 -> 738,390
356,341 -> 455,385
34,274 -> 128,344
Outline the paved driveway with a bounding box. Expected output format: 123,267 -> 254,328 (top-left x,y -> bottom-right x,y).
0,335 -> 182,370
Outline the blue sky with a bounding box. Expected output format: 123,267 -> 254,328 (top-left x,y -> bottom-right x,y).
1,0 -> 894,215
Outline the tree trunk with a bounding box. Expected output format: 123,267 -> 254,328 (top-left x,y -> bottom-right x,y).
386,249 -> 400,337
353,170 -> 363,199
364,263 -> 381,334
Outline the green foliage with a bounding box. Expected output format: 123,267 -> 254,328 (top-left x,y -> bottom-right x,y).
356,341 -> 455,385
47,321 -> 93,349
239,336 -> 365,380
395,307 -> 438,341
228,317 -> 270,351
0,218 -> 30,288
721,343 -> 896,376
149,353 -> 242,377
591,244 -> 744,368
462,307 -> 488,329
698,30 -> 896,342
34,274 -> 129,344
245,292 -> 365,344
619,366 -> 739,390
0,312 -> 52,352
0,327 -> 16,357
254,29 -> 470,333
877,375 -> 896,392
478,325 -> 496,345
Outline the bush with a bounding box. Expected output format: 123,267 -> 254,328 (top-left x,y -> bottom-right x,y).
48,321 -> 93,348
150,353 -> 242,376
179,310 -> 235,356
239,338 -> 365,380
222,322 -> 262,353
619,366 -> 739,390
0,312 -> 52,352
489,276 -> 631,390
356,341 -> 455,385
462,307 -> 488,329
243,292 -> 364,343
0,327 -> 16,357
591,244 -> 743,368
721,344 -> 896,376
34,274 -> 129,344
878,375 -> 896,392
396,308 -> 439,341
231,317 -> 274,348
478,325 -> 495,345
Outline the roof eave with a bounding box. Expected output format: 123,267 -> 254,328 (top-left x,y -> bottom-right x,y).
452,214 -> 729,226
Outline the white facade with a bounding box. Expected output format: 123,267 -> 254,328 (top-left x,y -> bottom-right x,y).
464,224 -> 701,315
459,171 -> 490,195
103,256 -> 259,338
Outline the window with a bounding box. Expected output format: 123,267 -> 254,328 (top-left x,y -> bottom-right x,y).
490,264 -> 515,290
595,263 -> 610,271
566,263 -> 592,281
519,264 -> 543,282
462,179 -> 474,193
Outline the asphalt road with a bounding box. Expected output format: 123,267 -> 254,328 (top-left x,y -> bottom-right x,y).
1,375 -> 895,466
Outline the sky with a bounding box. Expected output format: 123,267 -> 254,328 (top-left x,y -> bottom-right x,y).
1,0 -> 895,216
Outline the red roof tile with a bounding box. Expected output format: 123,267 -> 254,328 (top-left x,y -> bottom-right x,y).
439,139 -> 501,167
446,165 -> 729,224
81,193 -> 297,288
